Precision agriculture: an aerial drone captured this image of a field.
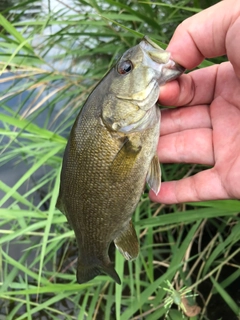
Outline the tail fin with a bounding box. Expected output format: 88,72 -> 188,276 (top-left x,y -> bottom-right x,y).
77,260 -> 121,285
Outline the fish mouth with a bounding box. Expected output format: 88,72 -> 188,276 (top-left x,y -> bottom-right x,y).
140,36 -> 170,64
140,36 -> 185,83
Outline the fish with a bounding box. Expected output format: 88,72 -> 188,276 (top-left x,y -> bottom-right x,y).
56,36 -> 184,285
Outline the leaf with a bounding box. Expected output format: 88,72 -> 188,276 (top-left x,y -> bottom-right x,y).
210,277 -> 240,316
0,14 -> 33,52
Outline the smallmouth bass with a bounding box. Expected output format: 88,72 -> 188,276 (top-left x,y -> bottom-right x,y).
57,37 -> 184,285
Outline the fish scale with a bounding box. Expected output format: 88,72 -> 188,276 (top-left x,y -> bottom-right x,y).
57,36 -> 185,285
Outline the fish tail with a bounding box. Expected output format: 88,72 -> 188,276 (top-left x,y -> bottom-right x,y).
101,264 -> 121,285
77,259 -> 121,285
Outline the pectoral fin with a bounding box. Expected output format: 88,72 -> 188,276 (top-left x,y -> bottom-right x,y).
114,220 -> 139,260
110,136 -> 141,182
146,154 -> 161,195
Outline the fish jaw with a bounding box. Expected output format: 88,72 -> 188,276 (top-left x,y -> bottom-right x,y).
117,103 -> 160,134
139,36 -> 185,85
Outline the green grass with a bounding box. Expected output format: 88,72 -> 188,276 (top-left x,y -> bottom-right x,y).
0,0 -> 239,319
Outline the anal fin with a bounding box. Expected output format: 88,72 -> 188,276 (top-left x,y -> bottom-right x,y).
146,153 -> 161,195
114,220 -> 139,260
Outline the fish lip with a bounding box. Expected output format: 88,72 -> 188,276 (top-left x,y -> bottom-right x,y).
167,61 -> 186,76
161,59 -> 186,82
140,36 -> 186,78
140,38 -> 169,65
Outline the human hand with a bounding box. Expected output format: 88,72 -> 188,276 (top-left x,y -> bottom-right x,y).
150,0 -> 240,204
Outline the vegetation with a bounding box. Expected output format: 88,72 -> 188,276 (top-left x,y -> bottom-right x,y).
0,0 -> 239,319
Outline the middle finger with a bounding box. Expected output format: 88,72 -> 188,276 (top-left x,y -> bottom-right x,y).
158,127 -> 214,165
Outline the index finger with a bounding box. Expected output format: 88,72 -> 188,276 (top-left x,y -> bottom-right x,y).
167,0 -> 240,75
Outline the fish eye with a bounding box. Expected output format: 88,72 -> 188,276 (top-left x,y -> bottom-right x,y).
117,60 -> 133,75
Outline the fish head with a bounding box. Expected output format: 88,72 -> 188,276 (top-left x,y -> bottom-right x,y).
101,36 -> 185,133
